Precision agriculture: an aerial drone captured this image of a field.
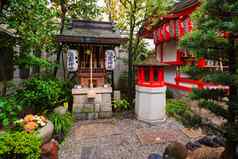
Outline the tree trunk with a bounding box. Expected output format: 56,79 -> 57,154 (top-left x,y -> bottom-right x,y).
225,36 -> 238,159
128,11 -> 135,107
54,3 -> 66,77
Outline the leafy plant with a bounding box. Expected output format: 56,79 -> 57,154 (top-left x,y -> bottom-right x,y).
166,99 -> 201,128
112,99 -> 129,112
49,112 -> 74,142
0,131 -> 41,159
166,99 -> 188,117
0,97 -> 22,128
15,76 -> 72,114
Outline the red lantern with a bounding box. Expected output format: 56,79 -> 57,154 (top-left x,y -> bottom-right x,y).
178,19 -> 185,37
164,23 -> 171,41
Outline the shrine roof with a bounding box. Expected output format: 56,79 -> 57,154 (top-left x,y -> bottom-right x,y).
172,0 -> 199,13
134,54 -> 168,67
138,0 -> 200,38
56,20 -> 127,45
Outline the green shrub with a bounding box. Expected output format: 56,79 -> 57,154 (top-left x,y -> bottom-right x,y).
49,112 -> 74,142
199,100 -> 228,118
112,99 -> 129,112
166,99 -> 201,128
15,76 -> 72,113
166,99 -> 188,117
0,97 -> 22,128
0,131 -> 41,159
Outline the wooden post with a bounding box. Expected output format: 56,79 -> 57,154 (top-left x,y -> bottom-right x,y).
90,51 -> 93,88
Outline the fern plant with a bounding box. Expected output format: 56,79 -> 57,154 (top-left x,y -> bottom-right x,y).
49,112 -> 74,142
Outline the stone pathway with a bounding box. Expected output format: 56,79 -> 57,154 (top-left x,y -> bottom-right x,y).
59,118 -> 190,159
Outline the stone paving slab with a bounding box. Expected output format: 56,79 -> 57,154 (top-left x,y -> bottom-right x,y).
74,122 -> 121,140
136,128 -> 178,145
59,118 -> 190,159
81,146 -> 96,159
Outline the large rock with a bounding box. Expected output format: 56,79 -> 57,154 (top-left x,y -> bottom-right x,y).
188,146 -> 224,159
163,142 -> 225,159
163,142 -> 188,159
38,120 -> 54,144
54,106 -> 67,115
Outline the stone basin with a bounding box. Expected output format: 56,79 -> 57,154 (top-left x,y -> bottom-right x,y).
38,120 -> 54,144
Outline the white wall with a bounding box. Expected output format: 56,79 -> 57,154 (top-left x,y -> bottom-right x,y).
156,44 -> 162,62
163,40 -> 177,62
164,66 -> 177,84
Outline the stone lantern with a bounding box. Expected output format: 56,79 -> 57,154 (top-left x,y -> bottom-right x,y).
135,55 -> 167,123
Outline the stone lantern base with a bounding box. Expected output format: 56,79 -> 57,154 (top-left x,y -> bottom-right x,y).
135,85 -> 167,123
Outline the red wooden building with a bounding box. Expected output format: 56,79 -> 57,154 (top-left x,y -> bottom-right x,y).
139,0 -> 228,94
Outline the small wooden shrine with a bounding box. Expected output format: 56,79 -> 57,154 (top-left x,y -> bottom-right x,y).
57,20 -> 127,87
56,20 -> 127,119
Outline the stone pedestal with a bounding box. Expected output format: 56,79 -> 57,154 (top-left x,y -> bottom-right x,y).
72,87 -> 112,120
135,86 -> 167,123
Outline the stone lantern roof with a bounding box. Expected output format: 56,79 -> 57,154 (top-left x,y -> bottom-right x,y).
134,54 -> 168,67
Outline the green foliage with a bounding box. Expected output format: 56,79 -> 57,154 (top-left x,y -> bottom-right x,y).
166,99 -> 188,117
0,131 -> 41,159
198,100 -> 228,119
180,0 -> 238,153
1,0 -> 57,55
15,76 -> 72,113
112,99 -> 129,112
166,99 -> 202,128
49,112 -> 73,142
68,0 -> 101,20
0,97 -> 22,128
133,39 -> 153,64
189,88 -> 227,101
17,54 -> 55,69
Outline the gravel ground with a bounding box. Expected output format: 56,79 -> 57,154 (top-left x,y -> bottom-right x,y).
59,118 -> 190,159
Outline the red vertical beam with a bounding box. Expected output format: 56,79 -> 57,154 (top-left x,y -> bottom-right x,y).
158,68 -> 165,86
136,68 -> 140,84
173,20 -> 177,40
141,68 -> 145,83
149,67 -> 154,82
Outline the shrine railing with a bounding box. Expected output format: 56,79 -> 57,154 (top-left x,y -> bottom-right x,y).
78,68 -> 106,73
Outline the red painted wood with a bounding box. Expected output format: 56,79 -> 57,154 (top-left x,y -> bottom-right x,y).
165,82 -> 193,92
149,67 -> 154,82
158,68 -> 164,81
173,20 -> 177,40
175,76 -> 204,89
136,66 -> 165,87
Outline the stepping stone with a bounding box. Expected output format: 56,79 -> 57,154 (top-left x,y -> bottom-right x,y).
81,146 -> 96,159
182,128 -> 205,140
74,122 -> 121,140
136,128 -> 178,145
